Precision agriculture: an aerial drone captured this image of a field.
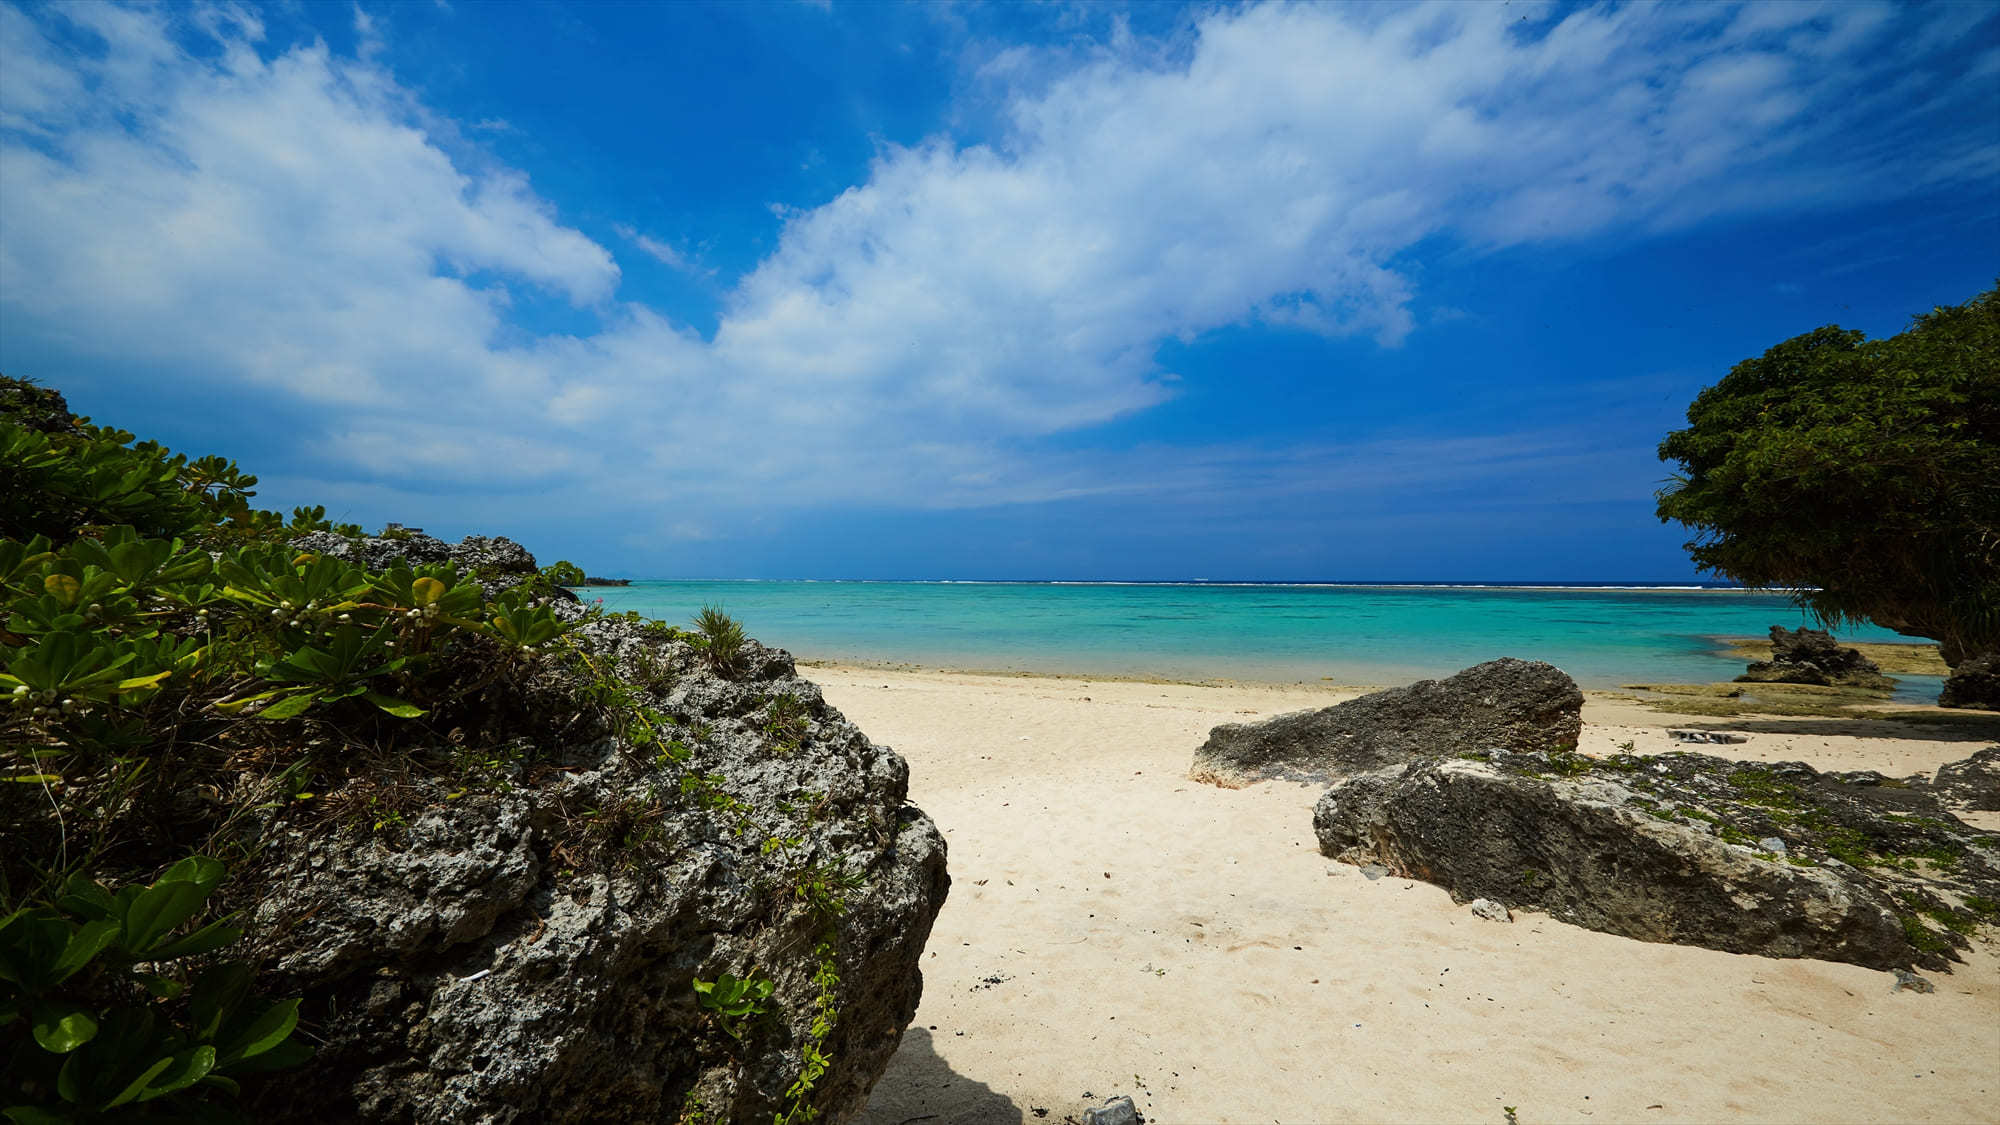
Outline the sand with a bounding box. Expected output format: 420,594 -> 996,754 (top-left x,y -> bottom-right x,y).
812,667 -> 2000,1125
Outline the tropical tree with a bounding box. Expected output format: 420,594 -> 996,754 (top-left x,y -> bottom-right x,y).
1655,283 -> 1999,668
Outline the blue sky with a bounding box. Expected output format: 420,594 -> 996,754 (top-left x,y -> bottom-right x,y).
2,1 -> 1995,580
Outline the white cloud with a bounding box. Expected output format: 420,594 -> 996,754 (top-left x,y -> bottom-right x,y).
613,224 -> 702,274
1,0 -> 1993,539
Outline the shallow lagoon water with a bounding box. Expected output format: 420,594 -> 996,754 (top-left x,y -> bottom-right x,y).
579,581 -> 1937,699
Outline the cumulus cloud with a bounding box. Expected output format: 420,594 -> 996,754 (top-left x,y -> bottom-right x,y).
1,0 -> 1994,538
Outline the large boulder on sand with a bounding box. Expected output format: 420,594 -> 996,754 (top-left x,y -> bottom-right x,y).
1939,653 -> 2000,711
1737,625 -> 1893,691
239,610 -> 949,1123
1190,658 -> 1583,787
1314,749 -> 2000,970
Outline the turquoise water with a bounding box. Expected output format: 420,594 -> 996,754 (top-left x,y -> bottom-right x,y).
577,581 -> 1939,698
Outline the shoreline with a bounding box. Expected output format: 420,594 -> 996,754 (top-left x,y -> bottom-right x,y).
799,656 -> 1384,692
820,665 -> 2000,1124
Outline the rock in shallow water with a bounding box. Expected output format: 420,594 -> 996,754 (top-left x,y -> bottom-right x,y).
1313,749 -> 1999,971
1736,625 -> 1894,691
1189,658 -> 1584,787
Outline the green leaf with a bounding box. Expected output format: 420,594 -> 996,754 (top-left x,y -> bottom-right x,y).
190,963 -> 252,1042
4,1107 -> 72,1125
225,1036 -> 312,1074
257,690 -> 320,720
145,918 -> 241,961
113,670 -> 173,693
134,1045 -> 216,1102
102,1055 -> 174,1108
30,1002 -> 99,1053
218,998 -> 299,1064
54,877 -> 115,920
0,911 -> 71,993
362,690 -> 426,718
120,857 -> 224,955
50,920 -> 118,984
56,1049 -> 86,1105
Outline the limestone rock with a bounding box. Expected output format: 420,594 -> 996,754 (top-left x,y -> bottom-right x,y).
241,613 -> 949,1123
449,534 -> 539,576
1190,658 -> 1583,787
1084,1095 -> 1142,1125
1313,749 -> 2000,971
1939,653 -> 2000,711
1737,625 -> 1893,691
1892,969 -> 1936,994
292,529 -> 454,572
292,530 -> 560,600
1929,747 -> 2000,812
0,376 -> 78,433
1469,898 -> 1512,923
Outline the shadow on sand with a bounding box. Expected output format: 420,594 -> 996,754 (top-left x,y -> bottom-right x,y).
853,1026 -> 1025,1125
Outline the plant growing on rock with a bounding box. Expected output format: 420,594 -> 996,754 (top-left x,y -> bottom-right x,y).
690,972 -> 773,1041
691,606 -> 747,676
2,375 -> 947,1124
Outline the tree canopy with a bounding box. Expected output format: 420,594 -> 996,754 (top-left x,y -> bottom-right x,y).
1656,283 -> 1999,666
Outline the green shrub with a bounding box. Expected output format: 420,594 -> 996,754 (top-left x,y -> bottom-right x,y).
690,606 -> 746,676
0,857 -> 308,1120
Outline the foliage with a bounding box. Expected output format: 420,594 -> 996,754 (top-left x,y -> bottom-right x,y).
690,606 -> 747,677
1656,283 -> 2000,666
0,376 -> 597,1114
4,375 -> 867,1121
775,942 -> 841,1125
690,972 -> 772,1041
1,857 -> 307,1121
541,560 -> 588,586
761,694 -> 810,754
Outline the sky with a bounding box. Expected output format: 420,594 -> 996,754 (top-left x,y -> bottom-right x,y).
1,1 -> 1995,581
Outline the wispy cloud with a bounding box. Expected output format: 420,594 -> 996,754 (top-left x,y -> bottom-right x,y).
612,224 -> 703,275
1,0 -> 1993,549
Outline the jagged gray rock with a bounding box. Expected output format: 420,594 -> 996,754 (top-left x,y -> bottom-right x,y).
292,531 -> 565,600
241,613 -> 949,1123
292,529 -> 454,571
1939,653 -> 2000,711
1929,747 -> 2000,812
1314,749 -> 2000,971
1737,625 -> 1893,691
1892,969 -> 1936,994
449,534 -> 538,576
1190,658 -> 1583,787
1084,1095 -> 1141,1125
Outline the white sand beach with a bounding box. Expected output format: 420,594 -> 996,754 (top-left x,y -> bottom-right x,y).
821,667 -> 2000,1125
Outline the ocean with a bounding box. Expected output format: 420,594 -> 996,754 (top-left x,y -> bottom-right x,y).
575,580 -> 1940,700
